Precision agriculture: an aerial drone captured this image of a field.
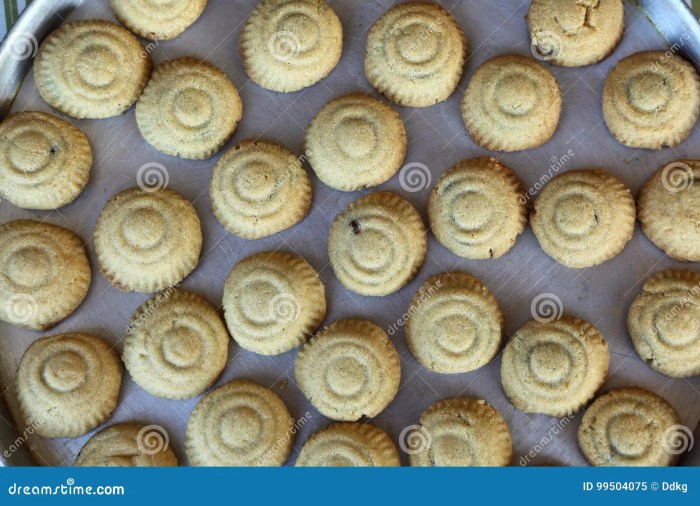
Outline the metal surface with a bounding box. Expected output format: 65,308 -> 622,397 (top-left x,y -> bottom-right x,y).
637,0 -> 700,66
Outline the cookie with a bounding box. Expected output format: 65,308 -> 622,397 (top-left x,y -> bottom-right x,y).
365,2 -> 467,107
328,191 -> 426,296
531,169 -> 635,268
462,54 -> 561,151
209,140 -> 312,239
295,319 -> 401,421
501,316 -> 609,417
305,93 -> 407,191
136,57 -> 243,160
34,20 -> 152,119
240,0 -> 343,92
94,187 -> 202,293
603,51 -> 700,149
428,157 -> 527,259
0,220 -> 90,331
16,333 -> 123,438
110,0 -> 207,40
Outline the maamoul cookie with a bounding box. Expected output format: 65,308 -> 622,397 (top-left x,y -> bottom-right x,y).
365,2 -> 467,107
123,290 -> 229,399
136,57 -> 243,160
94,187 -> 202,293
0,111 -> 92,210
501,316 -> 609,416
603,51 -> 700,149
462,54 -> 561,151
110,0 -> 207,40
628,269 -> 700,377
409,398 -> 512,467
578,387 -> 682,466
16,333 -> 123,438
223,251 -> 326,355
185,379 -> 294,466
638,160 -> 700,261
209,140 -> 312,239
295,422 -> 400,466
328,192 -> 426,296
0,220 -> 90,330
531,169 -> 635,268
428,157 -> 526,259
295,319 -> 400,421
240,0 -> 343,92
305,93 -> 407,191
34,20 -> 152,119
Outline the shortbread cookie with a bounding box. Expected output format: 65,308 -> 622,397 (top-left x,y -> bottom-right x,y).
531,169 -> 635,268
111,0 -> 207,40
305,94 -> 407,191
603,51 -> 700,149
94,187 -> 202,293
0,220 -> 90,330
462,54 -> 561,151
136,57 -> 243,159
186,379 -> 294,466
16,333 -> 123,438
328,192 -> 426,296
428,157 -> 526,259
240,0 -> 343,92
295,319 -> 401,421
34,20 -> 152,119
365,2 -> 467,107
210,140 -> 312,239
0,111 -> 92,210
296,422 -> 400,466
409,398 -> 512,467
501,316 -> 609,416
578,387 -> 682,466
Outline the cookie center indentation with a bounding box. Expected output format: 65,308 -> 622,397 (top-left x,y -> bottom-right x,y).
42,351 -> 87,392
528,342 -> 571,384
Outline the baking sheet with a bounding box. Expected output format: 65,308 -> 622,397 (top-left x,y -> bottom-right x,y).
1,0 -> 699,467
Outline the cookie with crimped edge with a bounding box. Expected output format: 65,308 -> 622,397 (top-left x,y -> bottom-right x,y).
0,111 -> 92,210
210,140 -> 312,239
16,333 -> 123,438
110,0 -> 207,40
409,397 -> 512,466
501,316 -> 609,417
305,93 -> 407,191
428,157 -> 526,259
603,51 -> 700,149
578,387 -> 683,466
365,2 -> 467,107
94,187 -> 202,293
136,57 -> 242,160
531,169 -> 635,268
240,0 -> 343,92
295,319 -> 400,421
462,54 -> 561,152
34,20 -> 152,119
328,191 -> 426,296
295,422 -> 400,467
0,220 -> 90,330
638,160 -> 700,261
185,379 -> 294,466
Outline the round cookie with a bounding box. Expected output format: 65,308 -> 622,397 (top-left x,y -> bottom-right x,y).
110,0 -> 207,40
16,333 -> 123,438
428,157 -> 526,259
136,57 -> 243,160
0,220 -> 90,331
365,2 -> 467,107
295,319 -> 401,421
209,140 -> 312,239
94,187 -> 202,293
328,191 -> 426,296
305,93 -> 407,191
240,0 -> 343,92
603,51 -> 700,149
462,54 -> 561,152
34,20 -> 152,119
531,169 -> 635,268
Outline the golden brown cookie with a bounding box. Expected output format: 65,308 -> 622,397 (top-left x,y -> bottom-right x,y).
110,0 -> 207,40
